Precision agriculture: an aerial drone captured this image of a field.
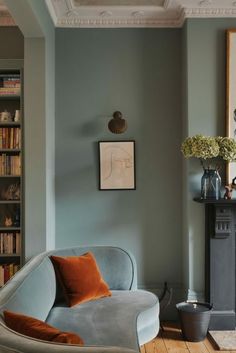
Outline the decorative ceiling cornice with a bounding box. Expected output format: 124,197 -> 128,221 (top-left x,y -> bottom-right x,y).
45,0 -> 236,28
56,16 -> 183,28
183,7 -> 236,18
3,0 -> 236,28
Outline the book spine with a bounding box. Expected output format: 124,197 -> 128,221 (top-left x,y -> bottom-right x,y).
16,233 -> 20,253
2,129 -> 6,149
0,266 -> 4,287
4,264 -> 10,283
0,87 -> 20,95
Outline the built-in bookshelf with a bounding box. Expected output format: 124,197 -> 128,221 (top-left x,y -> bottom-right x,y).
0,69 -> 23,287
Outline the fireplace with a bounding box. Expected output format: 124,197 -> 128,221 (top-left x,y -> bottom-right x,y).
195,198 -> 236,329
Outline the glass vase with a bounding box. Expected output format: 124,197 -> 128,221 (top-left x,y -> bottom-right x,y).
201,169 -> 221,200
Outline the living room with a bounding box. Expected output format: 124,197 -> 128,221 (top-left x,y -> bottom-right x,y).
0,1 -> 235,352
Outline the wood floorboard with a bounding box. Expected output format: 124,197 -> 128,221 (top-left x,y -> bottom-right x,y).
145,340 -> 157,353
141,322 -> 236,353
185,340 -> 209,353
161,325 -> 188,351
140,345 -> 146,353
154,335 -> 168,353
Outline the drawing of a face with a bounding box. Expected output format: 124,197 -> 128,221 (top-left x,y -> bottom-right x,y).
112,155 -> 132,170
100,142 -> 135,189
103,146 -> 133,181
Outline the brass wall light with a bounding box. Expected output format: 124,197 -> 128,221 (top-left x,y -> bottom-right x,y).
108,111 -> 127,134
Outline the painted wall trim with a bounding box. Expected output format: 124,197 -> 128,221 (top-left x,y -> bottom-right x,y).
24,38 -> 47,260
45,0 -> 57,26
4,0 -> 44,37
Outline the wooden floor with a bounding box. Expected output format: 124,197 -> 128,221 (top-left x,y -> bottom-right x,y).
141,322 -> 236,353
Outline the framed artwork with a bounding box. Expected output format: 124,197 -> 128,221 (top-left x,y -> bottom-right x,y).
226,29 -> 236,184
98,141 -> 136,190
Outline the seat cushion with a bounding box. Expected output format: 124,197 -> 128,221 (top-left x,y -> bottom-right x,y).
46,290 -> 159,351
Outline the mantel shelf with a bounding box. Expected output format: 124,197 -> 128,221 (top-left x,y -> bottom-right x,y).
193,197 -> 236,204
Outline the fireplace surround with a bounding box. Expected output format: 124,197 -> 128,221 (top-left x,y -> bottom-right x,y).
194,198 -> 236,330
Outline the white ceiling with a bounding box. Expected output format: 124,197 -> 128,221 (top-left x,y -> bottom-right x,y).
1,0 -> 236,28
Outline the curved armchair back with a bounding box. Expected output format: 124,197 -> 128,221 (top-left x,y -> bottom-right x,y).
50,246 -> 137,290
0,254 -> 56,321
0,246 -> 137,322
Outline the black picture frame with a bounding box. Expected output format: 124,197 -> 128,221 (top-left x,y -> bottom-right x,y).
98,140 -> 136,190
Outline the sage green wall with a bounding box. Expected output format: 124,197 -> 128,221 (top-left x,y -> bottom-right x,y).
182,19 -> 236,300
55,29 -> 183,291
3,16 -> 233,309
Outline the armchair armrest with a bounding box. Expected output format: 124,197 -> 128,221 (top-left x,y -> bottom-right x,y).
0,323 -> 139,353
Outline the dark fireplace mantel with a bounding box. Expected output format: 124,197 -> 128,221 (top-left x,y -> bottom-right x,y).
194,198 -> 236,329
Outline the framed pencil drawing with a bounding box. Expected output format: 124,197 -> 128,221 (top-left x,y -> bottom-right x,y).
98,141 -> 136,190
226,29 -> 236,184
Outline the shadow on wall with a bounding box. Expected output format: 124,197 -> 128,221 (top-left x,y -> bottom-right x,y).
59,113 -> 125,139
75,115 -> 107,138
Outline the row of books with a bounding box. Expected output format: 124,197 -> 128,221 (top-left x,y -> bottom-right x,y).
0,128 -> 21,149
0,75 -> 21,96
0,263 -> 20,286
0,154 -> 21,176
0,75 -> 20,87
2,78 -> 20,89
0,233 -> 20,254
0,88 -> 21,96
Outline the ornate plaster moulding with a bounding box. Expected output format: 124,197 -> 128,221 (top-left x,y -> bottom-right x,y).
46,0 -> 236,28
183,7 -> 236,18
57,17 -> 182,28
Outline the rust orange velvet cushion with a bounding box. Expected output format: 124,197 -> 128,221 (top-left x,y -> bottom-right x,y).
4,310 -> 83,344
51,252 -> 111,307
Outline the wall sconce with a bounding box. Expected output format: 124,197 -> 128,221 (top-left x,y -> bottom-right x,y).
108,111 -> 127,134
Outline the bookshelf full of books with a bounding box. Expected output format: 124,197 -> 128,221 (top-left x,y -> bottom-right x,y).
0,69 -> 23,287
